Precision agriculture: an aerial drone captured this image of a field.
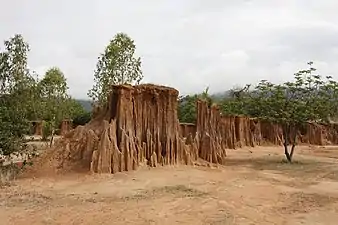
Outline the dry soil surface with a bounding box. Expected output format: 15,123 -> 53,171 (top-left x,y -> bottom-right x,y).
1,146 -> 338,225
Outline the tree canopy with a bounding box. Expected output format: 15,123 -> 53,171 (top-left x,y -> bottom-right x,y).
247,62 -> 338,162
178,62 -> 338,162
178,87 -> 213,124
88,32 -> 143,106
2,32 -> 338,165
0,34 -> 89,155
0,34 -> 32,155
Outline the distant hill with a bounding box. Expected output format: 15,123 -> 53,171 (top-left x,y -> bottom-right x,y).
75,90 -> 232,112
76,99 -> 92,112
210,90 -> 233,102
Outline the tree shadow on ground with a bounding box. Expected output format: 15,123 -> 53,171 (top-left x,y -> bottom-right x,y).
222,156 -> 338,181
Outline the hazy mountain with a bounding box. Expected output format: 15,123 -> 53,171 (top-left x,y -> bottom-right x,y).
210,90 -> 233,101
76,99 -> 92,112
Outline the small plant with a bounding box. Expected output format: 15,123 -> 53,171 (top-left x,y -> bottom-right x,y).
42,119 -> 56,147
42,121 -> 52,141
73,111 -> 91,127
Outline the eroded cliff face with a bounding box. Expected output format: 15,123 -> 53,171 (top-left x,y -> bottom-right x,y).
28,84 -> 338,176
185,101 -> 338,149
30,84 -> 193,175
89,84 -> 194,173
195,101 -> 228,164
60,119 -> 73,136
179,123 -> 196,138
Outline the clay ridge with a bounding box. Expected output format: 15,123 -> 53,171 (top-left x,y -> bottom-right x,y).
26,84 -> 338,176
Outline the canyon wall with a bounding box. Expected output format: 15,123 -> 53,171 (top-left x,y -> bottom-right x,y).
31,84 -> 195,176
60,119 -> 73,136
182,100 -> 338,148
179,123 -> 196,138
29,84 -> 338,176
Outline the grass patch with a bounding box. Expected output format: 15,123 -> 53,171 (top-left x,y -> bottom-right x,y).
224,156 -> 338,181
123,185 -> 207,201
275,192 -> 338,214
79,185 -> 208,204
0,164 -> 21,187
0,191 -> 52,207
320,170 -> 338,181
1,185 -> 207,207
204,211 -> 234,225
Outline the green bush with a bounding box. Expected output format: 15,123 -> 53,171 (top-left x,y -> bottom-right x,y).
42,121 -> 53,141
73,112 -> 92,127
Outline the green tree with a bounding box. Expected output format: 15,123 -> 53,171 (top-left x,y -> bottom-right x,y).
23,71 -> 43,121
38,68 -> 89,137
0,34 -> 32,155
65,98 -> 88,120
39,67 -> 68,99
88,32 -> 143,106
178,94 -> 198,123
178,87 -> 214,123
72,111 -> 92,127
220,85 -> 251,116
200,86 -> 213,107
249,62 -> 338,162
39,67 -> 69,124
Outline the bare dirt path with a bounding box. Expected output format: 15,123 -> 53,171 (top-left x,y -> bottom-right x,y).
1,146 -> 338,225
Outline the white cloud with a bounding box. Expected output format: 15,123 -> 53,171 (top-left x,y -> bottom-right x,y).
1,0 -> 338,98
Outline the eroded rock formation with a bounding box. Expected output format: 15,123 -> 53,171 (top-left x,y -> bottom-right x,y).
29,84 -> 338,176
180,123 -> 196,138
89,84 -> 194,173
195,101 -> 228,164
32,84 -> 193,175
30,120 -> 43,136
60,119 -> 73,136
191,100 -> 338,151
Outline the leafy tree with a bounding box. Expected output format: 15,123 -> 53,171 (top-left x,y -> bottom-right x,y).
200,86 -> 213,107
38,67 -> 69,124
248,62 -> 338,162
0,34 -> 32,155
178,87 -> 214,123
65,98 -> 88,120
38,68 -> 89,137
178,94 -> 198,123
39,67 -> 68,99
22,71 -> 43,121
0,96 -> 29,155
88,32 -> 143,106
0,34 -> 30,93
220,85 -> 252,116
72,111 -> 92,127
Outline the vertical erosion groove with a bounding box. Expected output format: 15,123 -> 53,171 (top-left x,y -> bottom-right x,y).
28,84 -> 338,176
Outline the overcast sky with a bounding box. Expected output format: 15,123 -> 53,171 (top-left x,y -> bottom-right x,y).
1,0 -> 338,99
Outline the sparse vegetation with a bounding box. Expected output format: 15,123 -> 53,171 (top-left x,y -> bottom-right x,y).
246,62 -> 338,162
88,32 -> 143,106
72,111 -> 92,127
0,34 -> 89,157
178,63 -> 338,162
1,30 -> 338,225
178,87 -> 213,123
0,34 -> 32,156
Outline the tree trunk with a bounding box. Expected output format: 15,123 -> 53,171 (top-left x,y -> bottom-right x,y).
289,127 -> 297,160
284,144 -> 292,162
282,124 -> 297,163
49,128 -> 55,148
49,117 -> 56,148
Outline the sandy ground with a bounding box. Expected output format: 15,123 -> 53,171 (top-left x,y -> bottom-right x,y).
1,145 -> 338,225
